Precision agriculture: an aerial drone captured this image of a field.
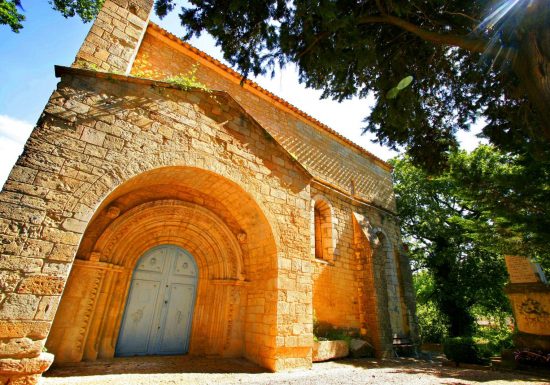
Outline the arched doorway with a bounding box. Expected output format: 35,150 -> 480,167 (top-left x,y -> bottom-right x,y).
116,245 -> 198,356
46,167 -> 280,369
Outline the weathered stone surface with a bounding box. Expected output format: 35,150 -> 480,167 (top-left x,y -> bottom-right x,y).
16,276 -> 64,295
20,240 -> 54,259
0,295 -> 40,320
312,341 -> 349,362
49,244 -> 77,262
0,321 -> 50,339
0,352 -> 53,375
0,374 -> 41,385
0,256 -> 42,274
0,338 -> 42,359
0,271 -> 20,292
0,0 -> 417,382
34,296 -> 60,321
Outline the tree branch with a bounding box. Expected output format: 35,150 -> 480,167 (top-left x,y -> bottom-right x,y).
443,11 -> 480,24
357,15 -> 489,54
297,31 -> 331,58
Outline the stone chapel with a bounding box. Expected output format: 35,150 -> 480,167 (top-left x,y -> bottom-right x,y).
0,0 -> 418,383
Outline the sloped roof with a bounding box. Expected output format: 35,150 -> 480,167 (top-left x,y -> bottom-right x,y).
148,23 -> 391,172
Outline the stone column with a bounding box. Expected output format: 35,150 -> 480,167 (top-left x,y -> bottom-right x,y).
504,256 -> 550,352
73,0 -> 154,74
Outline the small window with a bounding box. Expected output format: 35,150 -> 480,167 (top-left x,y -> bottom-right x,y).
314,199 -> 332,261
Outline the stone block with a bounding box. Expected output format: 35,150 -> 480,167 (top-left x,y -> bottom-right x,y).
0,322 -> 50,339
17,276 -> 64,295
80,127 -> 106,146
312,340 -> 349,362
8,167 -> 38,184
349,338 -> 375,358
61,218 -> 87,233
21,240 -> 54,259
34,296 -> 60,321
0,352 -> 54,375
0,256 -> 42,274
0,338 -> 42,359
41,227 -> 80,246
0,271 -> 20,292
0,295 -> 40,320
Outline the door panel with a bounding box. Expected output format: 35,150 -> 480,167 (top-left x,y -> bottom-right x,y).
115,279 -> 161,356
136,250 -> 166,273
116,245 -> 197,356
172,249 -> 197,277
157,283 -> 195,354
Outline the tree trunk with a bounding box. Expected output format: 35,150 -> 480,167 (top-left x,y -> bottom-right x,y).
514,21 -> 550,141
429,242 -> 475,338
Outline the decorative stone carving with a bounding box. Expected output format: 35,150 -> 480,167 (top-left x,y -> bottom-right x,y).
105,206 -> 121,219
237,231 -> 247,243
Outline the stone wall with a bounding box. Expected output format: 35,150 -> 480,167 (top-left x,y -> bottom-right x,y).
131,25 -> 397,212
74,0 -> 152,73
0,69 -> 313,382
310,183 -> 417,357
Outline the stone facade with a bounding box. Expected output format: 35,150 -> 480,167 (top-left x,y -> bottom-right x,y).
0,1 -> 418,383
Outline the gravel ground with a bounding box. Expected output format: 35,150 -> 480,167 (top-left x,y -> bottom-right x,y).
41,356 -> 550,385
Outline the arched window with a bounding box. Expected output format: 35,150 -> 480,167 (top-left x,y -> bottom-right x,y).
313,198 -> 333,261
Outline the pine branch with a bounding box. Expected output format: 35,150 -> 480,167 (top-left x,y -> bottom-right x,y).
357,14 -> 490,54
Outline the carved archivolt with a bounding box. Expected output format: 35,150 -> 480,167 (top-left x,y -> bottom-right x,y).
92,199 -> 244,280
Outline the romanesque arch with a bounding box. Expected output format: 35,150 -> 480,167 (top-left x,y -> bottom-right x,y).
311,194 -> 335,262
46,166 -> 278,364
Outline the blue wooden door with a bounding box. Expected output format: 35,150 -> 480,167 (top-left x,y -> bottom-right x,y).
116,245 -> 198,356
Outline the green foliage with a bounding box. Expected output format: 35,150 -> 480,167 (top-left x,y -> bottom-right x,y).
474,325 -> 513,357
392,151 -> 517,338
443,337 -> 488,365
414,271 -> 515,351
314,326 -> 355,346
2,0 -> 103,32
74,59 -> 99,71
413,272 -> 448,343
164,64 -> 211,93
415,301 -> 448,344
448,146 -> 550,263
0,0 -> 24,32
158,0 -> 550,173
49,0 -> 104,22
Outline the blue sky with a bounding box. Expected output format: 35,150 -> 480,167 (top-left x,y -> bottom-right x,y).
0,2 -> 484,186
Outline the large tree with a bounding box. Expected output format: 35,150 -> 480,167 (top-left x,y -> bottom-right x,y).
6,1 -> 549,171
165,0 -> 550,172
392,150 -> 512,337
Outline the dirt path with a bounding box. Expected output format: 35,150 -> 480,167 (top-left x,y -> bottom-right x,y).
41,356 -> 550,385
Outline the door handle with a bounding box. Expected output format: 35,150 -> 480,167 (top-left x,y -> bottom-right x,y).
177,311 -> 183,324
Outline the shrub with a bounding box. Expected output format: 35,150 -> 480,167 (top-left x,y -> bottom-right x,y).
443,337 -> 488,365
416,301 -> 448,343
474,325 -> 513,357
